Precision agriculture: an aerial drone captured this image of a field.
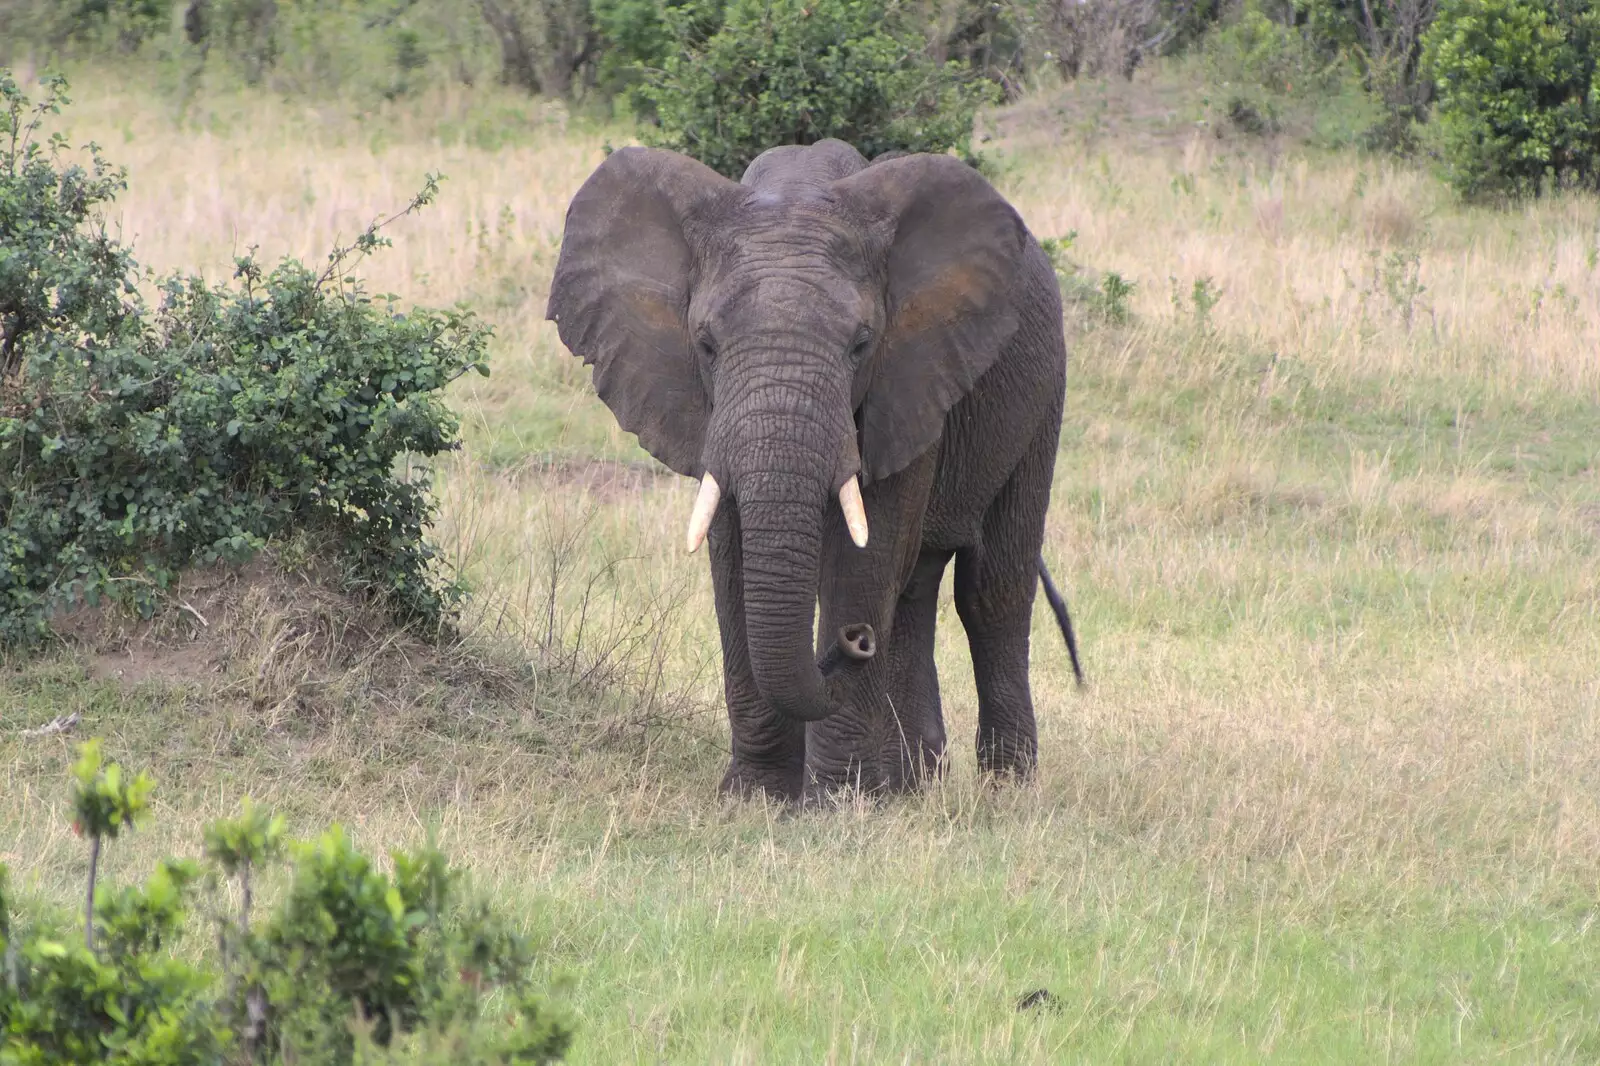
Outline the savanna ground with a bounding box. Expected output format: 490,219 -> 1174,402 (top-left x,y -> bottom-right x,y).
4,63 -> 1600,1062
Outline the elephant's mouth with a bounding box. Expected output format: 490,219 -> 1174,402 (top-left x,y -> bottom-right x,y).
816,622 -> 876,677
683,471 -> 869,555
678,425 -> 873,721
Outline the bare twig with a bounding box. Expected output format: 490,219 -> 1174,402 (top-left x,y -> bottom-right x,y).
20,712 -> 81,737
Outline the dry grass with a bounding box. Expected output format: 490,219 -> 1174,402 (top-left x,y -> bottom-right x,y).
4,63 -> 1600,1061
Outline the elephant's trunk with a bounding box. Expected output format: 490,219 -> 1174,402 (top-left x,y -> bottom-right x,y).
737,485 -> 838,722
710,343 -> 871,722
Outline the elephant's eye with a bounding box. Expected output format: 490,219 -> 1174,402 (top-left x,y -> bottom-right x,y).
696,329 -> 718,364
847,325 -> 873,365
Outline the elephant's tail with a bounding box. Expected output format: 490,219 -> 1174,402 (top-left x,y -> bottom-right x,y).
1037,557 -> 1085,689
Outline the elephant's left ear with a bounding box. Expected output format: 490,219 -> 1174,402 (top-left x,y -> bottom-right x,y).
834,155 -> 1027,484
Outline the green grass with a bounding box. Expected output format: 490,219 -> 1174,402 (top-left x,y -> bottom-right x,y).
5,660 -> 1596,1062
5,63 -> 1600,1062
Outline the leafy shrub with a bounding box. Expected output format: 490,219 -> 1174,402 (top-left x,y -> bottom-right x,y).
1421,0 -> 1600,198
1293,0 -> 1440,150
1040,232 -> 1138,326
69,0 -> 176,52
70,738 -> 157,952
0,0 -> 501,101
1201,1 -> 1322,96
0,0 -> 177,55
0,740 -> 573,1064
631,0 -> 1000,178
590,0 -> 717,98
0,72 -> 490,646
1199,0 -> 1354,119
1195,0 -> 1392,147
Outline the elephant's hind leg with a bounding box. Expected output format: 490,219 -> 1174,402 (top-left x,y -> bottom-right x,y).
954,428 -> 1059,778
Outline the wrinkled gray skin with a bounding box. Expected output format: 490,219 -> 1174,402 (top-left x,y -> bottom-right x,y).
547,139 -> 1072,801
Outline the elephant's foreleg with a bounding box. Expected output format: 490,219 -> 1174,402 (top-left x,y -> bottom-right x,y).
954,427 -> 1059,778
708,504 -> 807,801
806,456 -> 937,799
881,548 -> 954,790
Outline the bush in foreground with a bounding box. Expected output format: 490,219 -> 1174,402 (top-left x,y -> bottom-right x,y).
0,739 -> 571,1064
0,71 -> 490,646
631,0 -> 999,178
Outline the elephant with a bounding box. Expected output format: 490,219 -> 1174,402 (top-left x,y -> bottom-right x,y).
546,138 -> 1082,802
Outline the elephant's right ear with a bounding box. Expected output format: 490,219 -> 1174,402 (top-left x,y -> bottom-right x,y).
545,147 -> 740,478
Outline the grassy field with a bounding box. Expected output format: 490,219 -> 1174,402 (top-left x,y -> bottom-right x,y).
4,64 -> 1600,1062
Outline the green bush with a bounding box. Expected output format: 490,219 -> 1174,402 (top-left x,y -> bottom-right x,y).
1202,1 -> 1338,97
0,740 -> 572,1064
0,0 -> 176,56
1421,0 -> 1600,198
591,0 -> 717,99
1193,0 -> 1394,148
69,0 -> 175,52
0,72 -> 491,646
631,0 -> 1000,178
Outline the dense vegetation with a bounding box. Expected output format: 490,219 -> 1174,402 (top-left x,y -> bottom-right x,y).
0,73 -> 489,645
631,0 -> 999,176
2,0 -> 1596,197
1422,0 -> 1600,197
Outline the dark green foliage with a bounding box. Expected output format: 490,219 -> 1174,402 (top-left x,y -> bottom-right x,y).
1096,273 -> 1137,325
0,742 -> 573,1065
264,827 -> 424,1049
1421,0 -> 1600,197
590,0 -> 717,98
631,0 -> 999,178
0,74 -> 136,381
1226,95 -> 1277,135
1162,0 -> 1227,54
0,73 -> 491,646
1202,1 -> 1339,99
67,0 -> 175,51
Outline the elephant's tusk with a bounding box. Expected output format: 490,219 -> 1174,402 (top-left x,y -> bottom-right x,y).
685,473 -> 721,554
839,476 -> 869,548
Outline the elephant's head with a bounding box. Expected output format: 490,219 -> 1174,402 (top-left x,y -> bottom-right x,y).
546,140 -> 1029,721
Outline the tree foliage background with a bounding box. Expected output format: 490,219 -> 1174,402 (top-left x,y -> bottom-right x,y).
3,0 -> 1596,198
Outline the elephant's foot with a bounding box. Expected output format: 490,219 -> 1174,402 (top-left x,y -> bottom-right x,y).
799,756 -> 903,807
802,738 -> 948,801
976,730 -> 1038,783
883,734 -> 947,792
718,761 -> 804,805
799,778 -> 885,810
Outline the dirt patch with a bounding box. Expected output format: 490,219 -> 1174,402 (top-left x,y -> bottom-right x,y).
981,69 -> 1296,163
507,455 -> 677,501
984,72 -> 1204,156
29,537 -> 703,764
45,554 -> 453,702
88,644 -> 218,687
